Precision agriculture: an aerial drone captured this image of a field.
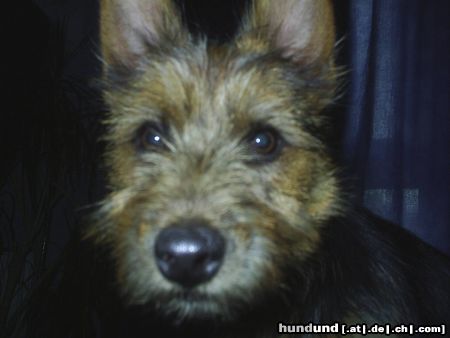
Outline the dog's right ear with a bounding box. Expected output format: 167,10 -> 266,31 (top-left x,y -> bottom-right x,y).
100,0 -> 186,70
237,0 -> 335,67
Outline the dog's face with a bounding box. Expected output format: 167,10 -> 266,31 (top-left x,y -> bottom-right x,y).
90,0 -> 340,321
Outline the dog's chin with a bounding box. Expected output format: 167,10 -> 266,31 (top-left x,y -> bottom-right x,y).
126,289 -> 238,325
164,292 -> 228,321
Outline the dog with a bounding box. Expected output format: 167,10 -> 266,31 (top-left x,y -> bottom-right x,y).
87,0 -> 450,337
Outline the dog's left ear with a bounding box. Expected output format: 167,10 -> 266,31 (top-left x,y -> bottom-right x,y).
100,0 -> 186,70
237,0 -> 335,66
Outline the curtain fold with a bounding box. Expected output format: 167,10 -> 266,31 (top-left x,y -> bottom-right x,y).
342,0 -> 450,254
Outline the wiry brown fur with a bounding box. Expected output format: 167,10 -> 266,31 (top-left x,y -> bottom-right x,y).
87,1 -> 450,337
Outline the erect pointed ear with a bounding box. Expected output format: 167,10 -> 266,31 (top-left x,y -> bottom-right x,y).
100,0 -> 186,69
237,0 -> 335,66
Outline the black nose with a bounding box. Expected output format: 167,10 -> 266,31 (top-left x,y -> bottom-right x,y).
154,221 -> 225,288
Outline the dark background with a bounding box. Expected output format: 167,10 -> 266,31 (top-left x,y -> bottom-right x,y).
1,0 -> 449,337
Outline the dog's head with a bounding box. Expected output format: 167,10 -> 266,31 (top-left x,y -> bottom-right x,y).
90,0 -> 340,322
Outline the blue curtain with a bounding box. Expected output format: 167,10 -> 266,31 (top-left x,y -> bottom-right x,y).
341,0 -> 450,254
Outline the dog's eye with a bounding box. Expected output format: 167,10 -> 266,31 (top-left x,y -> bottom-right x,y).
136,123 -> 166,151
247,127 -> 282,160
251,130 -> 277,154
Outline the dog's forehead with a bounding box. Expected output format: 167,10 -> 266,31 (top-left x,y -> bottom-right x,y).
105,43 -> 329,150
131,44 -> 296,130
